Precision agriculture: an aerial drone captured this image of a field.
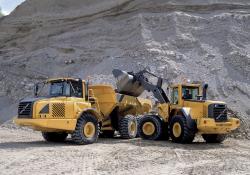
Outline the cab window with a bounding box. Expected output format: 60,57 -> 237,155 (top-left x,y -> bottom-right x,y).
70,81 -> 83,98
172,88 -> 178,104
50,82 -> 65,96
182,86 -> 199,100
49,81 -> 83,98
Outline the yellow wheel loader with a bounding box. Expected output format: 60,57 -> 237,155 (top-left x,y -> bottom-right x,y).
113,69 -> 240,144
14,78 -> 151,144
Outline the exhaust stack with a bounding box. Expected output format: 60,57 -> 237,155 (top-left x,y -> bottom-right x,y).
202,83 -> 208,100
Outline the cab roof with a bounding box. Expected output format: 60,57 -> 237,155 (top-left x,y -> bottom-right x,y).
170,83 -> 201,88
47,78 -> 85,83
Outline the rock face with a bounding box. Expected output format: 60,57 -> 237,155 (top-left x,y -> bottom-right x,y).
0,0 -> 249,134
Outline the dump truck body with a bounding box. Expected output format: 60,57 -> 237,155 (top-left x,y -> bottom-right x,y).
89,85 -> 151,132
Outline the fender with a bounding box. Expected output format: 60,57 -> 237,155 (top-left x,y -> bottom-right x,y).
78,108 -> 103,122
181,107 -> 197,131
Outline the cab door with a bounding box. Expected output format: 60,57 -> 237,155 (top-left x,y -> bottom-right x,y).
64,80 -> 86,119
182,86 -> 204,119
170,87 -> 181,108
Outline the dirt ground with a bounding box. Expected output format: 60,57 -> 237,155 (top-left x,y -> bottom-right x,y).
0,126 -> 249,175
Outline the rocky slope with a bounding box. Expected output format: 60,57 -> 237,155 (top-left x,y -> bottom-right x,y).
0,0 -> 249,135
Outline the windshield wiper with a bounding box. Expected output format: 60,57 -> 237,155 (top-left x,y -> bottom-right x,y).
69,81 -> 77,95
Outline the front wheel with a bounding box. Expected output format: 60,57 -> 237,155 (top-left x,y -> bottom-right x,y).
139,115 -> 162,140
202,134 -> 227,143
72,113 -> 99,145
169,116 -> 195,143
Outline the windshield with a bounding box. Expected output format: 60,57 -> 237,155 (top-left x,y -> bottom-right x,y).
50,82 -> 70,97
182,86 -> 199,100
50,82 -> 65,96
35,80 -> 83,98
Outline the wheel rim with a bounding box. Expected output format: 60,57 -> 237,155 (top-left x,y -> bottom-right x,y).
83,122 -> 95,138
173,122 -> 182,138
129,121 -> 136,136
142,122 -> 155,136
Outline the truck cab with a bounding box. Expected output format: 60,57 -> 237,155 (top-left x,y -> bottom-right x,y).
16,78 -> 95,122
14,78 -> 104,144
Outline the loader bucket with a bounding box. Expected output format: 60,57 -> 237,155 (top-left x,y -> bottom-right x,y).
112,69 -> 144,97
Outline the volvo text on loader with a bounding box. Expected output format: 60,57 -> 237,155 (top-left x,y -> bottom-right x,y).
14,78 -> 152,144
113,69 -> 240,143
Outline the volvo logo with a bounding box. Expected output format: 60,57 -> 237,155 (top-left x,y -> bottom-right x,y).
20,103 -> 30,114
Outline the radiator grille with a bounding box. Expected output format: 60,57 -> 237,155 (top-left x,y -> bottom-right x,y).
52,103 -> 65,118
208,104 -> 227,122
18,102 -> 32,118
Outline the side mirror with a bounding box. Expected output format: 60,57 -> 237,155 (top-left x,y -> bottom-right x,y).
34,84 -> 39,97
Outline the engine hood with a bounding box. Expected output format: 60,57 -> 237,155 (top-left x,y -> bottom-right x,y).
204,100 -> 226,106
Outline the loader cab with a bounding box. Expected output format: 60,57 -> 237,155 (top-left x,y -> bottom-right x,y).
170,83 -> 203,105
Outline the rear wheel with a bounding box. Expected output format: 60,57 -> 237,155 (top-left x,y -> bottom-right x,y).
72,113 -> 99,145
42,132 -> 68,142
169,115 -> 195,143
202,134 -> 227,143
139,115 -> 162,140
119,115 -> 137,139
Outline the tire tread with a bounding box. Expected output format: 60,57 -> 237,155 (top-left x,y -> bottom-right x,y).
71,113 -> 99,145
169,115 -> 195,143
119,115 -> 137,139
139,115 -> 162,140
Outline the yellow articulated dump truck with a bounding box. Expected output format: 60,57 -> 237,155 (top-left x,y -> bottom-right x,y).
14,78 -> 151,144
113,69 -> 240,144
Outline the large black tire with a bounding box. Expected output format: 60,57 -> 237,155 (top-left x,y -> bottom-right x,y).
99,130 -> 115,138
169,115 -> 195,143
71,113 -> 99,145
42,132 -> 68,142
139,115 -> 162,140
119,115 -> 137,139
202,134 -> 227,143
